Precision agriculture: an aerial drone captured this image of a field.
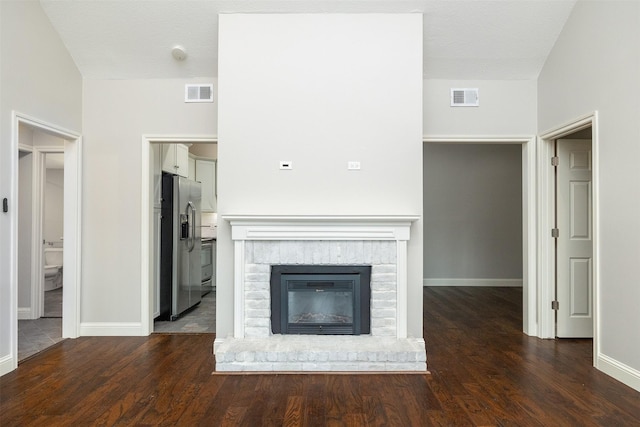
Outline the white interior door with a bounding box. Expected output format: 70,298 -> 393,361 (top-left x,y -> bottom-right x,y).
556,139 -> 593,338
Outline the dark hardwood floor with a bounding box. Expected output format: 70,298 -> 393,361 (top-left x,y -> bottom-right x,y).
2,287 -> 639,426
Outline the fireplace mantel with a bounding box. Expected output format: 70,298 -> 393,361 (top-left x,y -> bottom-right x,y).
224,215 -> 420,241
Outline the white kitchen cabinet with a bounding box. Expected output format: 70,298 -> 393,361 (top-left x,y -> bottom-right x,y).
188,156 -> 196,181
161,143 -> 189,178
195,159 -> 216,212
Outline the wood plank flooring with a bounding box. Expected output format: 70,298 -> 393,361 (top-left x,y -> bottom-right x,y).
2,287 -> 639,426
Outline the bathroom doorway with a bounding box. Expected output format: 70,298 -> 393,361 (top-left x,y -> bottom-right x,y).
42,153 -> 65,319
17,125 -> 66,360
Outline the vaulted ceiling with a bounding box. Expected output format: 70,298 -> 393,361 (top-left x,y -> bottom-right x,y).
40,0 -> 576,80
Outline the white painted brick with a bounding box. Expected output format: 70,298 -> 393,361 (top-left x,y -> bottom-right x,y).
221,352 -> 235,363
372,264 -> 396,274
370,281 -> 396,292
245,309 -> 271,319
244,318 -> 270,328
371,291 -> 396,301
371,299 -> 396,309
275,363 -> 303,371
385,362 -> 427,371
245,290 -> 270,300
372,318 -> 396,328
245,272 -> 270,282
311,363 -> 334,371
245,263 -> 270,274
253,241 -> 280,264
246,362 -> 275,371
371,273 -> 397,283
332,363 -> 361,371
358,362 -> 386,371
254,352 -> 267,362
329,243 -> 341,264
244,242 -> 254,263
280,241 -> 304,263
372,326 -> 396,337
345,241 -> 363,264
246,299 -> 269,310
245,281 -> 269,292
236,351 -> 255,362
245,327 -> 269,338
362,241 -> 373,264
216,363 -> 243,372
371,309 -> 396,319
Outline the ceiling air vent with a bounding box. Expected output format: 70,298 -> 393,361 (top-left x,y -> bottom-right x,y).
185,84 -> 214,103
451,88 -> 479,107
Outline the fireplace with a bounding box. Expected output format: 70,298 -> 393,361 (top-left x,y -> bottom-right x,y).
270,265 -> 371,335
215,215 -> 426,372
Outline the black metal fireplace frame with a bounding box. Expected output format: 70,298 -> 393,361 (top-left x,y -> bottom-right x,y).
270,265 -> 371,335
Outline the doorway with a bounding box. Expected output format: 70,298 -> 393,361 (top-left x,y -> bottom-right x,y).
139,135 -> 217,335
538,113 -> 599,363
422,136 -> 537,336
10,112 -> 82,370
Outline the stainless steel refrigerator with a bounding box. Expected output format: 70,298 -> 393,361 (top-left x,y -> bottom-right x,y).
159,173 -> 202,320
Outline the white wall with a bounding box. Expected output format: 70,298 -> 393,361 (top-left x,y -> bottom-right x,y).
0,1 -> 82,373
217,14 -> 424,338
538,1 -> 640,389
424,80 -> 537,136
81,78 -> 216,326
423,144 -> 522,282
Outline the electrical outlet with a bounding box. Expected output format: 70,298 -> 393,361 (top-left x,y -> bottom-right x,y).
347,161 -> 361,170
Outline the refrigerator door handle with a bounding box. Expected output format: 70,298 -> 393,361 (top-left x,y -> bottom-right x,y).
186,201 -> 196,252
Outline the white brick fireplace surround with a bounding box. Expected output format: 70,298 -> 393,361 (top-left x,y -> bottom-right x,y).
214,215 -> 426,372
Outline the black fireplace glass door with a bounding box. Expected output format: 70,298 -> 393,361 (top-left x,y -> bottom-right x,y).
282,274 -> 361,334
288,289 -> 354,325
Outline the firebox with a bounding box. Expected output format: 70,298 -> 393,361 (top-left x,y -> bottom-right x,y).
270,265 -> 371,335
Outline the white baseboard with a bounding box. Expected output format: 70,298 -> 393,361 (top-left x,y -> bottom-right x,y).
597,353 -> 640,393
0,353 -> 16,377
423,278 -> 523,287
18,307 -> 33,320
79,322 -> 145,336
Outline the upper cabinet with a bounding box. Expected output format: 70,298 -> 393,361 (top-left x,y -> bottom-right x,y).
188,156 -> 196,181
195,159 -> 217,212
161,143 -> 189,178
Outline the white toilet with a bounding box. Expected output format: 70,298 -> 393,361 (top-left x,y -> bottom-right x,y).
44,247 -> 63,291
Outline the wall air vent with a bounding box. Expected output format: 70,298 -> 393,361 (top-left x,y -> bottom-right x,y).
185,84 -> 214,103
451,88 -> 479,107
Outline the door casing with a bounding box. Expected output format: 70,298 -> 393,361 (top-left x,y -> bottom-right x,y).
7,111 -> 82,374
538,112 -> 599,365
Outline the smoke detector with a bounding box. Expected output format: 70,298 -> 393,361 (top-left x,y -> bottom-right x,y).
451,88 -> 479,107
171,45 -> 187,61
185,84 -> 214,103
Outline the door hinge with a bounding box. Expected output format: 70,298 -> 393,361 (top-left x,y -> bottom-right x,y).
551,300 -> 559,310
551,156 -> 559,166
551,228 -> 559,238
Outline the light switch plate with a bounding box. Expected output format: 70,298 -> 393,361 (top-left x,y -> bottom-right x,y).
347,161 -> 361,170
280,161 -> 293,170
